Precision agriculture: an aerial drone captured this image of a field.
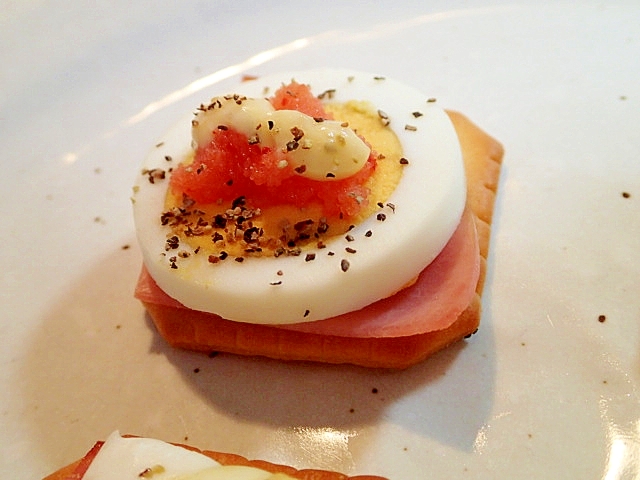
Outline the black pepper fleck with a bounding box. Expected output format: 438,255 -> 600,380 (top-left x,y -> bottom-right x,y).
287,140 -> 300,152
231,196 -> 246,209
143,168 -> 166,184
290,126 -> 304,140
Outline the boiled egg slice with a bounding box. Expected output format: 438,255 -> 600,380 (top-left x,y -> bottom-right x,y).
82,432 -> 294,480
82,431 -> 218,480
132,69 -> 465,325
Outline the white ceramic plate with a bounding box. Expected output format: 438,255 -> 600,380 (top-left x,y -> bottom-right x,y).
2,2 -> 639,479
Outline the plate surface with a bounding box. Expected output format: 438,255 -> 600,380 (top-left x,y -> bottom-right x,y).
1,1 -> 639,479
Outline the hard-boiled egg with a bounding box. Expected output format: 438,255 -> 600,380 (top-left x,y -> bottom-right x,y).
82,432 -> 294,480
83,431 -> 218,480
132,69 -> 465,325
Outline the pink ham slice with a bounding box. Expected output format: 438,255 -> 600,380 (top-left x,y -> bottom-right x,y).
135,208 -> 480,338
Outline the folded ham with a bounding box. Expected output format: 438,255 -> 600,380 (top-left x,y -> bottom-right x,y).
135,208 -> 479,338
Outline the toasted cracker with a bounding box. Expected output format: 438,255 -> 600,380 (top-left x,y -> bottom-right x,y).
142,111 -> 503,368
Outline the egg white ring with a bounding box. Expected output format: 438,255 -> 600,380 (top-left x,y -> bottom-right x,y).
133,69 -> 466,325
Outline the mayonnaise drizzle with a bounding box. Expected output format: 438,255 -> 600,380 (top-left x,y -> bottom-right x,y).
191,96 -> 370,181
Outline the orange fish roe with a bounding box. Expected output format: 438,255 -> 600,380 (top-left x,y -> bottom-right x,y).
169,82 -> 377,219
270,80 -> 333,118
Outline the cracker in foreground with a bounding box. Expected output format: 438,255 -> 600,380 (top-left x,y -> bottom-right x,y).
43,438 -> 386,480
